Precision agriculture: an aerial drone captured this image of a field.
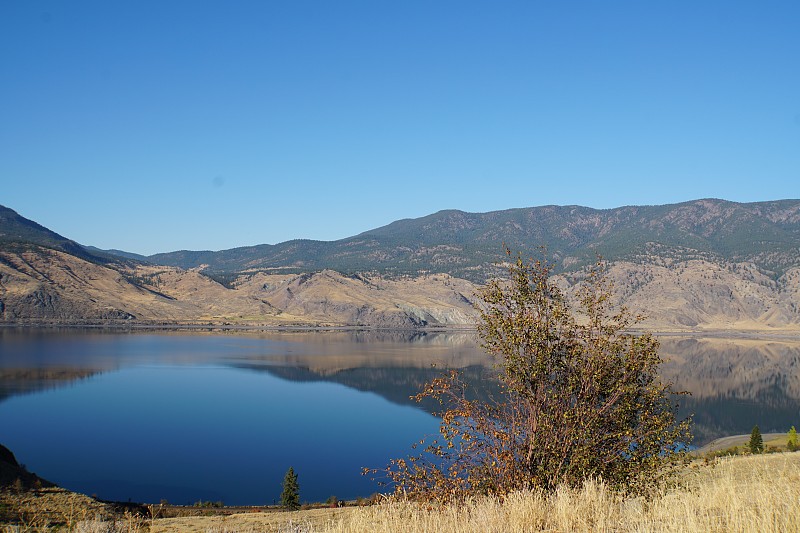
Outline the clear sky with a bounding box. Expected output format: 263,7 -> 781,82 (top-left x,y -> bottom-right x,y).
2,1 -> 798,255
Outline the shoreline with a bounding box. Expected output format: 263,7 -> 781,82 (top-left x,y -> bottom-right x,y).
4,450 -> 799,530
2,321 -> 799,341
693,432 -> 789,455
0,321 -> 476,333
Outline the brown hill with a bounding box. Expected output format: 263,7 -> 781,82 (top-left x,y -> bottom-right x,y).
558,260 -> 800,331
0,247 -> 479,327
2,245 -> 800,332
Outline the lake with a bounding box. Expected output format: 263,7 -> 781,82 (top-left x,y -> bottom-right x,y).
1,328 -> 799,505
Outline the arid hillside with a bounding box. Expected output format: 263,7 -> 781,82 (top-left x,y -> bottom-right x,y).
559,260 -> 800,331
2,244 -> 800,332
2,199 -> 800,331
0,247 -> 479,328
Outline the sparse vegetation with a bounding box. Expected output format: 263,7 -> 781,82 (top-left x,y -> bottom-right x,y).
5,199 -> 800,330
788,426 -> 798,452
17,452 -> 789,533
704,445 -> 744,460
326,450 -> 800,533
2,452 -> 798,532
325,495 -> 339,508
201,271 -> 241,289
121,200 -> 800,282
192,500 -> 224,508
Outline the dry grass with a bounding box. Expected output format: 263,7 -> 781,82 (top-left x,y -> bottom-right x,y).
0,487 -> 120,531
149,508 -> 349,533
4,453 -> 798,533
152,452 -> 797,533
318,452 -> 800,533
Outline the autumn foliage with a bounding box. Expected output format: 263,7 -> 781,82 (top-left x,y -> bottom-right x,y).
377,251 -> 692,503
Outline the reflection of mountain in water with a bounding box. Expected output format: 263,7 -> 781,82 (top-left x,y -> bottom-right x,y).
245,335 -> 800,447
243,364 -> 499,414
660,337 -> 800,445
660,337 -> 800,399
332,330 -> 480,346
230,329 -> 497,413
678,393 -> 799,446
0,368 -> 102,403
2,330 -> 799,447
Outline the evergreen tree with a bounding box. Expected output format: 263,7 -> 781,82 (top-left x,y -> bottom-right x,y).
280,467 -> 300,510
749,425 -> 764,454
787,426 -> 798,452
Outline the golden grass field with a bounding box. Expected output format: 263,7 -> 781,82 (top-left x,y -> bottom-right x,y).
20,451 -> 789,533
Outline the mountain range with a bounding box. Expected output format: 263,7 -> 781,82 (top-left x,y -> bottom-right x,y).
142,199 -> 800,282
1,199 -> 799,331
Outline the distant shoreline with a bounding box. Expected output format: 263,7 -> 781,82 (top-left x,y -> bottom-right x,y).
0,322 -> 477,333
1,322 -> 799,341
694,433 -> 787,455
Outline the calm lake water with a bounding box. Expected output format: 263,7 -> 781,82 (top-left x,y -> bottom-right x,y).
1,328 -> 799,505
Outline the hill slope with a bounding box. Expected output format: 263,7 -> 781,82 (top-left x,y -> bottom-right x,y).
0,246 -> 481,327
0,206 -> 136,266
147,199 -> 800,281
1,200 -> 800,331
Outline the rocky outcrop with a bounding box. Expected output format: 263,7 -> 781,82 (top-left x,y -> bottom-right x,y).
236,270 -> 480,327
0,443 -> 54,489
557,260 -> 800,331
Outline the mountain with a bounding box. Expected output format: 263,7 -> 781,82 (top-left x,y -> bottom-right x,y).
0,206 -> 106,263
0,246 -> 479,327
82,245 -> 149,263
0,206 -> 137,266
1,199 -> 800,331
146,199 -> 800,281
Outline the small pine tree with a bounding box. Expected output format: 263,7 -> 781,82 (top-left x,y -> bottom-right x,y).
787,426 -> 798,452
280,467 -> 300,510
749,425 -> 764,454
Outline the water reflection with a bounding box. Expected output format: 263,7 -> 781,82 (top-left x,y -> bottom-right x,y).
659,336 -> 800,444
0,328 -> 490,404
2,328 -> 799,446
1,327 -> 800,504
0,328 -> 492,504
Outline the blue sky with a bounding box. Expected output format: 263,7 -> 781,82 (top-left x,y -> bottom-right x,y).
2,1 -> 798,255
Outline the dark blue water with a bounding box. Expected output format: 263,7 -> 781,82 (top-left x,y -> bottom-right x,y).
1,364 -> 441,505
0,329 -> 484,505
1,329 -> 799,505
